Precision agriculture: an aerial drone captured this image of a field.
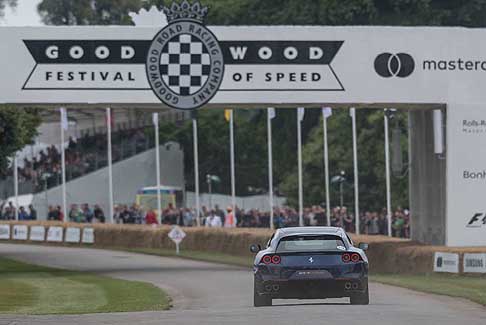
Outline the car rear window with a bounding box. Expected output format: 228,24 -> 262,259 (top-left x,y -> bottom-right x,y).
276,235 -> 346,253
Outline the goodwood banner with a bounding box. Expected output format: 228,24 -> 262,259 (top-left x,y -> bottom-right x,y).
5,16 -> 486,107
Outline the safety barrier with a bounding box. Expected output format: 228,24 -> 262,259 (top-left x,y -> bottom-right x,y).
0,223 -> 94,244
1,221 -> 485,274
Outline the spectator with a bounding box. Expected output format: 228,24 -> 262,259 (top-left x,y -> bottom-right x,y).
378,211 -> 388,235
367,213 -> 380,235
18,206 -> 29,220
69,204 -> 84,223
205,210 -> 222,227
113,205 -> 122,224
93,204 -> 105,223
224,206 -> 237,228
392,211 -> 405,237
214,204 -> 225,225
6,202 -> 16,220
82,204 -> 94,223
145,209 -> 158,225
182,208 -> 194,226
130,204 -> 143,224
29,205 -> 37,220
47,206 -> 56,220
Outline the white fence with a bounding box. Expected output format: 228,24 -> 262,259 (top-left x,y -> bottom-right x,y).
185,192 -> 286,211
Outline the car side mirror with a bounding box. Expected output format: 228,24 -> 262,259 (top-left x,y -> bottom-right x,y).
358,243 -> 369,251
250,244 -> 261,253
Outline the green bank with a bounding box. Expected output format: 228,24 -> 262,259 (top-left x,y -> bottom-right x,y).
0,257 -> 170,315
370,273 -> 486,306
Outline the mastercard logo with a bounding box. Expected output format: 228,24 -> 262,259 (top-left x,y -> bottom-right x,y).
374,53 -> 415,78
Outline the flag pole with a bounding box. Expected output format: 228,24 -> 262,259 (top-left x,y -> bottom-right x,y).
267,108 -> 274,229
13,153 -> 19,221
106,108 -> 114,224
60,108 -> 68,222
384,109 -> 392,237
297,107 -> 304,227
350,108 -> 360,234
192,113 -> 201,227
229,109 -> 236,223
154,113 -> 162,224
322,107 -> 331,226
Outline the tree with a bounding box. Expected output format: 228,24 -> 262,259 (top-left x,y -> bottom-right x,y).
0,0 -> 39,177
37,0 -> 486,27
0,107 -> 41,176
279,109 -> 409,212
38,0 -> 141,25
0,0 -> 17,17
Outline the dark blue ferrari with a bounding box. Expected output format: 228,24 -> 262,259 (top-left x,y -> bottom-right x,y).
250,227 -> 369,307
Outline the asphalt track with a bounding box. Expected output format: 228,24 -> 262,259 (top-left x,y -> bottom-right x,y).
0,244 -> 485,325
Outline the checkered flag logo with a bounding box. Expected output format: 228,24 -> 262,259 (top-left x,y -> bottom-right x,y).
160,34 -> 211,96
146,2 -> 224,110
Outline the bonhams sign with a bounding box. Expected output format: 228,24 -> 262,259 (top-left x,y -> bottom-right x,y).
22,0 -> 343,110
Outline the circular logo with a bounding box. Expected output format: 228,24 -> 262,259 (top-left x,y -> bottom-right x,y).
374,52 -> 415,78
146,21 -> 224,110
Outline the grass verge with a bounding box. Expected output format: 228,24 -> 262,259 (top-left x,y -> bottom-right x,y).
371,273 -> 486,306
0,257 -> 170,315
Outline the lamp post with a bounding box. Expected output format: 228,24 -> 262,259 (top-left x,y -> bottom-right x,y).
206,174 -> 220,210
41,172 -> 52,217
339,170 -> 345,208
331,170 -> 346,208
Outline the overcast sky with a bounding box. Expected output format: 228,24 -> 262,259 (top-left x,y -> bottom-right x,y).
0,0 -> 42,26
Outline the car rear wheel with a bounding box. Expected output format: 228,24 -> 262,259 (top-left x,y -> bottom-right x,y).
254,278 -> 272,307
350,286 -> 369,305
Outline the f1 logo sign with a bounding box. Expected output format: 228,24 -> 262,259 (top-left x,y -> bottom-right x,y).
374,52 -> 415,78
466,213 -> 486,228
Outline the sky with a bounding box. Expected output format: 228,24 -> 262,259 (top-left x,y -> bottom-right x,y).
0,0 -> 42,26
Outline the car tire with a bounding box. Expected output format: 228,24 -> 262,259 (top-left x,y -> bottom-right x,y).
350,286 -> 369,305
254,279 -> 272,307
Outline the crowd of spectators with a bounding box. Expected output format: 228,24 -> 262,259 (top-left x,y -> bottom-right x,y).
0,201 -> 37,220
197,205 -> 410,238
0,199 -> 411,238
10,127 -> 152,192
113,203 -> 410,238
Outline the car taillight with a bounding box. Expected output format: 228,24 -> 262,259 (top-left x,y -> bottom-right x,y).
271,255 -> 281,264
262,255 -> 272,264
261,255 -> 281,265
342,253 -> 362,263
342,253 -> 351,263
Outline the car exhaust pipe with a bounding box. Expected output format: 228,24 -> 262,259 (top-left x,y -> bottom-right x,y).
344,282 -> 352,290
352,283 -> 359,290
265,284 -> 273,292
272,284 -> 280,292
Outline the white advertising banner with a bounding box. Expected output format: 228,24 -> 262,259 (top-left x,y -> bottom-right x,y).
12,225 -> 28,241
463,253 -> 486,273
3,25 -> 486,107
447,104 -> 486,246
0,224 -> 10,240
433,252 -> 459,273
29,226 -> 46,242
47,226 -> 64,242
65,227 -> 81,243
82,228 -> 95,244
